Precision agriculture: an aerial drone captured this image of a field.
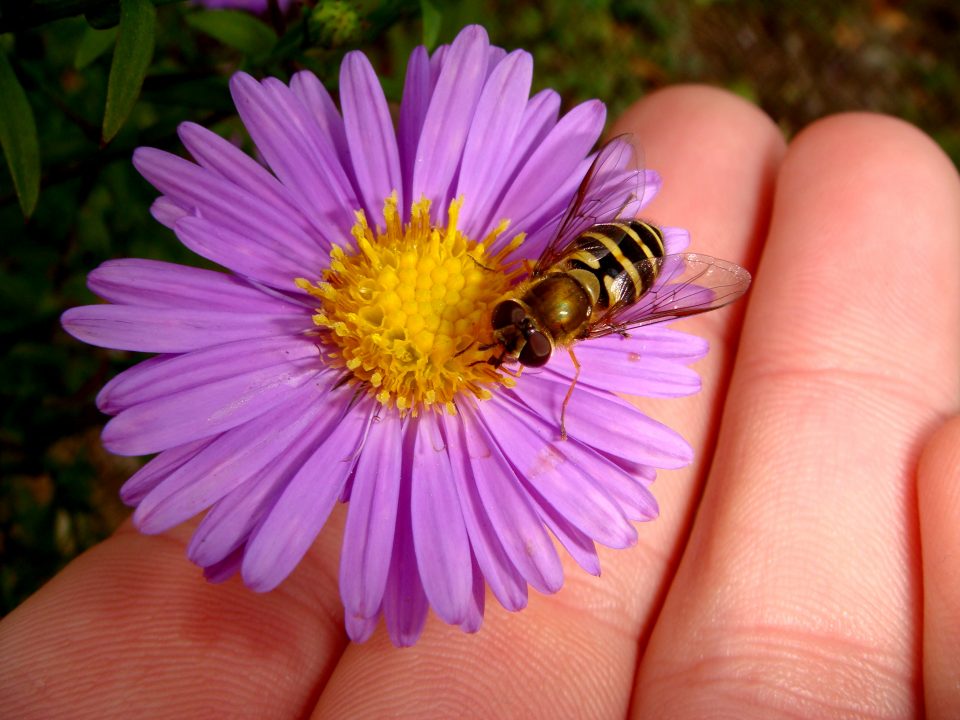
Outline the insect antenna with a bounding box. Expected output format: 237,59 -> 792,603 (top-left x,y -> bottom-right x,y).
454,339 -> 478,357
467,253 -> 497,273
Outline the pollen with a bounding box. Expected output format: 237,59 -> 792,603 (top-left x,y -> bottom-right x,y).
297,193 -> 524,415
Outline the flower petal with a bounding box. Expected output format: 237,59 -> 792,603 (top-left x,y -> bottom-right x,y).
492,99 -> 605,232
187,388 -> 347,567
548,342 -> 702,398
241,396 -> 373,592
150,196 -> 188,227
101,352 -> 321,456
61,303 -> 308,354
663,225 -> 690,254
412,25 -> 490,220
506,154 -> 591,259
533,499 -> 600,576
173,215 -> 324,291
289,70 -> 350,175
177,121 -> 307,222
87,258 -> 299,313
511,373 -> 694,469
230,73 -> 359,240
397,45 -> 431,213
498,88 -> 560,193
589,326 -> 710,363
486,45 -> 507,75
203,545 -> 243,584
119,437 -> 213,506
133,147 -> 327,263
133,386 -> 325,534
457,49 -> 532,237
340,51 -> 403,224
340,411 -> 403,621
345,613 -> 379,644
486,392 -> 638,549
459,558 -> 485,634
440,412 -> 529,610
383,464 -> 429,647
410,414 -> 472,625
461,402 -> 565,594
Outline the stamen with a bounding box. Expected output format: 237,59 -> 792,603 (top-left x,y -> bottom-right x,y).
297,193 -> 524,416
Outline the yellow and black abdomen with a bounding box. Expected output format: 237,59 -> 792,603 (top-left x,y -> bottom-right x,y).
562,221 -> 666,309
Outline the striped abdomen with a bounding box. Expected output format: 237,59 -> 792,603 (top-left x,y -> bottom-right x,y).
561,221 -> 666,310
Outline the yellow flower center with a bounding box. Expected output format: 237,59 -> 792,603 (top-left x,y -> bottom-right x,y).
297,194 -> 524,415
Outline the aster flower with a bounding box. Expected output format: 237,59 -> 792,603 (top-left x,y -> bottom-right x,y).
193,0 -> 297,14
62,25 -> 715,646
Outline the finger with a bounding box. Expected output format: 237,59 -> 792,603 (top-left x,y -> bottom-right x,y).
310,86 -> 785,719
918,415 -> 960,719
0,513 -> 348,719
609,84 -> 784,591
633,114 -> 960,718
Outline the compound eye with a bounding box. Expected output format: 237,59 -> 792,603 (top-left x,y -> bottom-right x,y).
518,330 -> 552,367
491,300 -> 526,331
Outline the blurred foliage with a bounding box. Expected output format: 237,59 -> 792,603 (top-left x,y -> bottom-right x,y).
1,0 -> 958,614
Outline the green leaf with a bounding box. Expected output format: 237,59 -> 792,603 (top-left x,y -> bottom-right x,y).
75,25 -> 118,69
185,10 -> 277,59
102,0 -> 156,144
420,0 -> 441,50
0,49 -> 41,219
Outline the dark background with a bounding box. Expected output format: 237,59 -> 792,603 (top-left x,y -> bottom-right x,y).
2,0 -> 958,614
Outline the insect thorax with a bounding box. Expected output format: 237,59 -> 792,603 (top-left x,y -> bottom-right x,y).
520,274 -> 593,340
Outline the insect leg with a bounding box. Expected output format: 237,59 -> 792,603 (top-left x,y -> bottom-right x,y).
559,347 -> 581,442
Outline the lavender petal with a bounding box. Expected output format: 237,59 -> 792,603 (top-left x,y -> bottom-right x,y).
97,335 -> 318,415
133,147 -> 327,262
397,45 -> 431,213
440,412 -> 529,610
383,446 -> 429,647
457,50 -> 533,238
101,354 -> 321,456
119,437 -> 213,506
340,51 -> 403,223
411,25 -> 489,221
133,387 -> 324,534
510,373 -> 694,469
410,414 -> 472,625
61,303 -> 309,354
87,258 -> 299,313
241,397 -> 373,592
462,402 -> 565,594
340,412 -> 403,621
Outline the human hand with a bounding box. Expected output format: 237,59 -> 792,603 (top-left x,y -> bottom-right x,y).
2,86 -> 958,719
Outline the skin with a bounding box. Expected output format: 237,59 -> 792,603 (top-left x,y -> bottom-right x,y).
2,85 -> 958,719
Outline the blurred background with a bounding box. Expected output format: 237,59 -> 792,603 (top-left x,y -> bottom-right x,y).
2,0 -> 958,614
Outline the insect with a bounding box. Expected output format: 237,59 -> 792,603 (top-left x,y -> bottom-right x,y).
489,135 -> 752,439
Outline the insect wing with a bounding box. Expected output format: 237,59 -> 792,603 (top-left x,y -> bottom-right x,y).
533,135 -> 649,275
588,253 -> 752,336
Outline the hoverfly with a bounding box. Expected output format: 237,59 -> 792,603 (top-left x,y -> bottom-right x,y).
489,135 -> 752,439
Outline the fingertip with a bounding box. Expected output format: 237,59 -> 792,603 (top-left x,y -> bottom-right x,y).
787,111 -> 960,193
752,110 -> 960,398
613,84 -> 784,155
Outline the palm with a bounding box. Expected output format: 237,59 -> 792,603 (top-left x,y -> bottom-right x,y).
3,86 -> 959,720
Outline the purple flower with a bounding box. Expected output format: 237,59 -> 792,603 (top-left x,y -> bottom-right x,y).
62,25 -> 709,646
193,0 -> 296,13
